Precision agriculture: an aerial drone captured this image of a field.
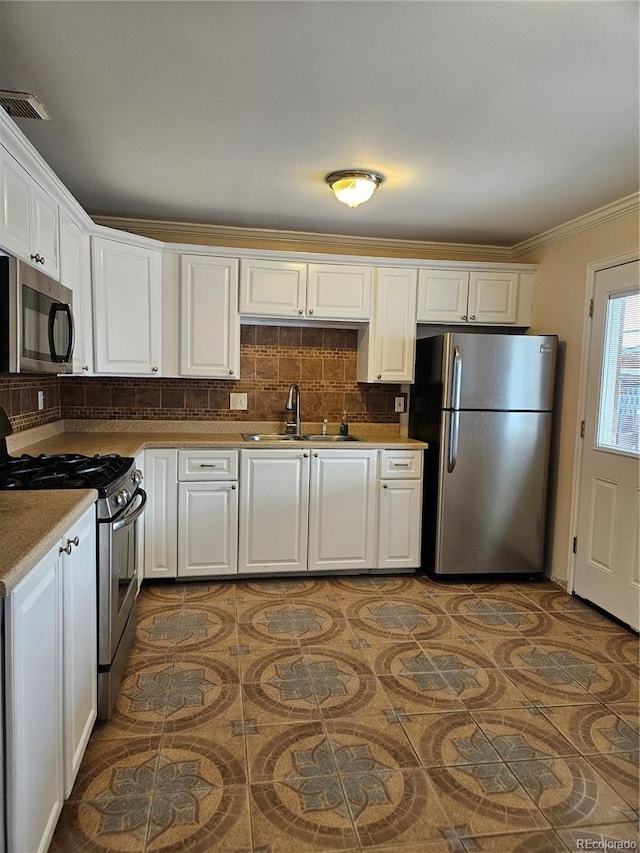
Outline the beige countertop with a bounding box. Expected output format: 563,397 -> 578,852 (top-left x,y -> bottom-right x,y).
2,422 -> 427,598
0,490 -> 97,597
14,430 -> 428,458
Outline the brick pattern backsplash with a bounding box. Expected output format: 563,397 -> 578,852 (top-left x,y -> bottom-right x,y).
0,375 -> 62,432
60,326 -> 402,424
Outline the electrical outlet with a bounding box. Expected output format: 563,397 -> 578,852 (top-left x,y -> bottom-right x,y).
394,395 -> 405,413
37,390 -> 45,411
230,393 -> 248,411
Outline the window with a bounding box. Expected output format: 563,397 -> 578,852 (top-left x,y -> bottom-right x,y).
597,290 -> 640,454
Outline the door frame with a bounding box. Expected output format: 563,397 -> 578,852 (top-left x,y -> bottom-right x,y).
566,249 -> 639,594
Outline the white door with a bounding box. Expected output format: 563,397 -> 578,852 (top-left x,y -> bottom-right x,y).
61,507 -> 97,796
144,449 -> 178,579
307,263 -> 372,320
238,450 -> 310,573
416,269 -> 469,323
5,545 -> 64,853
574,260 -> 640,630
378,479 -> 422,569
308,449 -> 378,571
178,481 -> 238,577
180,255 -> 240,378
468,271 -> 517,324
92,237 -> 162,374
239,258 -> 307,318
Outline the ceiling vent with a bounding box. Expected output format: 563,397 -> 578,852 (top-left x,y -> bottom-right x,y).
0,90 -> 50,120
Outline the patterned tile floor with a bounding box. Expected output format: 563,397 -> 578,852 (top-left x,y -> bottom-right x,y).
51,575 -> 640,853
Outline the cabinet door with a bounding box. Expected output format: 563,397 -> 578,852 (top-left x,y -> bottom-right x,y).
468,271 -> 518,324
60,212 -> 92,374
144,449 -> 178,579
358,267 -> 417,383
30,181 -> 60,278
378,480 -> 422,569
239,450 -> 309,573
180,256 -> 240,378
5,545 -> 64,853
61,507 -> 97,797
239,258 -> 307,318
0,147 -> 30,259
178,482 -> 238,577
307,263 -> 371,320
308,449 -> 378,571
416,269 -> 470,322
135,452 -> 146,590
92,237 -> 162,374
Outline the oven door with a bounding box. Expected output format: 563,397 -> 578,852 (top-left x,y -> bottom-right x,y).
98,488 -> 147,666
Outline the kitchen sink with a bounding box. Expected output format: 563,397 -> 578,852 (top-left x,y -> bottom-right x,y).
301,434 -> 360,442
242,434 -> 303,441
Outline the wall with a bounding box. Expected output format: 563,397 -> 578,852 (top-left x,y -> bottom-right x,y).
59,325 -> 400,426
518,208 -> 639,586
0,375 -> 61,431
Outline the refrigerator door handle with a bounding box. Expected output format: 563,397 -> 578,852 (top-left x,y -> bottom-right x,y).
451,345 -> 462,410
447,410 -> 460,472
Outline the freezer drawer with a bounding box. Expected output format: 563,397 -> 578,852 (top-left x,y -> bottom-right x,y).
433,410 -> 551,575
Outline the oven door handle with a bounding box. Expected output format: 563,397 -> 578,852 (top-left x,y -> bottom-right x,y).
112,488 -> 147,531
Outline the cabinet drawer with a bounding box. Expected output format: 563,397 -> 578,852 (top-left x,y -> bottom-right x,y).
379,449 -> 423,479
178,449 -> 238,481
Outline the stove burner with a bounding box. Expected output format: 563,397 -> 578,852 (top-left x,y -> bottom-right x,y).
0,451 -> 133,494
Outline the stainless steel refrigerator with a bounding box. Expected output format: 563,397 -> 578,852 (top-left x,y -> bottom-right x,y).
409,332 -> 557,576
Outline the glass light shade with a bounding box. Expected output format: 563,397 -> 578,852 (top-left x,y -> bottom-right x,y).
325,170 -> 384,208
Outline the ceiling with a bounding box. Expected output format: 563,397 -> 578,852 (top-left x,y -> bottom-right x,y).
0,1 -> 638,247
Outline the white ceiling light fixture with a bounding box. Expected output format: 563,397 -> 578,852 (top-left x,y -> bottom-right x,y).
325,169 -> 385,208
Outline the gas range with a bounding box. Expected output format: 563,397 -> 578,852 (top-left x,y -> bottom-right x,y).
0,451 -> 141,519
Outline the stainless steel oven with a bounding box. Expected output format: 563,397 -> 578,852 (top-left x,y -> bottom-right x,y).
0,255 -> 74,373
96,469 -> 146,720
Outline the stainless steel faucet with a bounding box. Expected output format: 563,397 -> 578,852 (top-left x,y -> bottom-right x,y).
285,383 -> 302,435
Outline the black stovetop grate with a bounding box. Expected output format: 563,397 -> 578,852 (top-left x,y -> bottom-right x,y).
0,452 -> 131,492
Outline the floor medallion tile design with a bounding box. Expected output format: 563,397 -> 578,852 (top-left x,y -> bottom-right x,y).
55,574 -> 640,851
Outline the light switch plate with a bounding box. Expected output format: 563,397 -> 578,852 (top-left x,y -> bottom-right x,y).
394,395 -> 405,413
37,390 -> 45,410
230,393 -> 248,411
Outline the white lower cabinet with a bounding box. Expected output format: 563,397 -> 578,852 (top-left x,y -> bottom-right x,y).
5,505 -> 96,853
238,450 -> 310,573
144,448 -> 178,579
308,449 -> 378,571
177,450 -> 239,577
377,450 -> 423,570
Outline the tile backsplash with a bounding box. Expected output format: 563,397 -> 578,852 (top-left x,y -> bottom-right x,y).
3,326 -> 401,432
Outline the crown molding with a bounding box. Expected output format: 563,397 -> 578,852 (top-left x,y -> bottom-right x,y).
511,192 -> 640,258
91,216 -> 514,263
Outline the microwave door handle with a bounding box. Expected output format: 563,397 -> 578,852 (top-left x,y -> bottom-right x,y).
48,303 -> 75,363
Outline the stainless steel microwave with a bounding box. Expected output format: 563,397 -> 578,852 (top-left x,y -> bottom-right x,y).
0,256 -> 74,374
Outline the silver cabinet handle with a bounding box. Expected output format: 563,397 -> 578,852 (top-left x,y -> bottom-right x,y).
377,374 -> 382,380
69,536 -> 80,547
383,483 -> 388,489
298,308 -> 304,315
309,308 -> 314,315
30,253 -> 45,265
151,366 -> 159,372
392,462 -> 410,467
470,315 -> 476,321
461,315 -> 467,320
199,464 -> 218,468
59,543 -> 72,555
229,370 -> 234,374
82,365 -> 89,372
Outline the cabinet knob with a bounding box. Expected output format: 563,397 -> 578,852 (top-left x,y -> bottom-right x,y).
383,483 -> 388,489
461,315 -> 467,321
377,374 -> 382,380
470,315 -> 476,321
151,366 -> 159,372
59,543 -> 73,555
298,308 -> 304,315
68,536 -> 80,547
30,253 -> 45,265
309,309 -> 314,315
82,365 -> 89,372
313,452 -> 318,457
229,370 -> 234,375
231,484 -> 236,490
302,453 -> 309,458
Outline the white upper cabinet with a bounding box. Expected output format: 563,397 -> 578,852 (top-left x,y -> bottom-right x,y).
417,268 -> 528,326
180,255 -> 240,378
60,212 -> 92,374
0,146 -> 60,278
306,264 -> 371,320
92,236 -> 162,375
239,258 -> 307,317
239,259 -> 371,320
357,267 -> 417,383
